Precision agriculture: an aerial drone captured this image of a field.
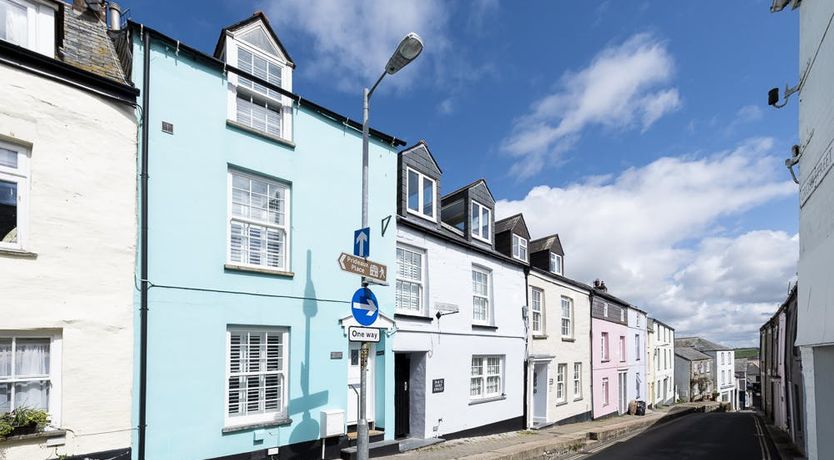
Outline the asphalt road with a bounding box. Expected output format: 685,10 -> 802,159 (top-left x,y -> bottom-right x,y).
586,412 -> 779,460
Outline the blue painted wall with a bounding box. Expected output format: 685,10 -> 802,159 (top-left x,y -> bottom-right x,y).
131,35 -> 398,459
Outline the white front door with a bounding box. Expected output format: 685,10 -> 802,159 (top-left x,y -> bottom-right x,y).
618,371 -> 628,414
347,342 -> 376,426
532,363 -> 548,424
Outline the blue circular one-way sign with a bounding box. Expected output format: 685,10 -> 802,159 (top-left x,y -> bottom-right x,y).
351,287 -> 379,326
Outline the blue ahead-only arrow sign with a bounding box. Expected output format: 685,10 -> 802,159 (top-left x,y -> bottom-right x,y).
354,227 -> 370,258
351,287 -> 379,326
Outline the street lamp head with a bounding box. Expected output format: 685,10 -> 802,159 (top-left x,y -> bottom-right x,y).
385,32 -> 424,75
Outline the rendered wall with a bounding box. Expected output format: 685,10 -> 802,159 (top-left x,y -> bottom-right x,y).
0,64 -> 136,459
591,318 -> 628,418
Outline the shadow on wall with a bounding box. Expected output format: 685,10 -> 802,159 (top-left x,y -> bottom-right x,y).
289,249 -> 328,444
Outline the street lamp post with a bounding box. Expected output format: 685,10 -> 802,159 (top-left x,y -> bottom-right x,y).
357,32 -> 423,460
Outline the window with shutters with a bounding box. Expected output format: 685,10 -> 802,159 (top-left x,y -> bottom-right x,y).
396,246 -> 425,314
472,266 -> 491,324
0,141 -> 28,251
530,288 -> 544,335
0,332 -> 61,424
227,170 -> 290,273
470,355 -> 503,400
226,327 -> 288,427
511,234 -> 527,262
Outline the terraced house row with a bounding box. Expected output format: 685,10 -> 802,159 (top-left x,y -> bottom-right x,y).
0,3 -> 682,459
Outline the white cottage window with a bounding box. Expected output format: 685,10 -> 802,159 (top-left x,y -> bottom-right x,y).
470,201 -> 491,242
470,356 -> 502,400
573,362 -> 582,399
0,333 -> 61,424
406,168 -> 436,221
0,141 -> 28,251
396,246 -> 424,313
561,296 -> 573,338
228,170 -> 290,272
530,288 -> 544,335
472,266 -> 491,324
556,363 -> 567,403
550,253 -> 562,275
511,234 -> 527,262
226,327 -> 288,427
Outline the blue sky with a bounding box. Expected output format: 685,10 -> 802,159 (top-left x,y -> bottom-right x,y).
127,0 -> 800,346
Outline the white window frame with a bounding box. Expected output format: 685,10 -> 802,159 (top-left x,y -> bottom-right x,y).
0,140 -> 29,251
602,377 -> 609,406
511,234 -> 527,262
224,326 -> 289,428
560,296 -> 573,338
620,308 -> 625,322
635,334 -> 640,361
0,331 -> 62,426
573,362 -> 582,400
470,200 -> 491,243
470,355 -> 503,400
396,245 -> 426,314
530,287 -> 544,336
556,363 -> 567,403
226,169 -> 291,273
601,332 -> 609,361
0,0 -> 55,55
602,302 -> 608,317
550,252 -> 562,275
471,265 -> 492,325
619,336 -> 626,362
405,167 -> 436,222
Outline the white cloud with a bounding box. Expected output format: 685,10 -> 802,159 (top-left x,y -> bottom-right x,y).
496,138 -> 797,347
261,0 -> 449,92
736,104 -> 764,123
502,33 -> 681,178
438,98 -> 455,115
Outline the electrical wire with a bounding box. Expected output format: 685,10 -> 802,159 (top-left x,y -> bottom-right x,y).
798,6 -> 834,92
145,281 -> 350,304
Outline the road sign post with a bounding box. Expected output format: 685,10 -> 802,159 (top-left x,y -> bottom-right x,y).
338,253 -> 387,284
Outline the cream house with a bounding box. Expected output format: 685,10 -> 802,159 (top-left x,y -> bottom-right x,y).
0,1 -> 137,458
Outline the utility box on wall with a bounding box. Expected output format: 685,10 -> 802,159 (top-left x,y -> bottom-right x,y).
320,409 -> 346,438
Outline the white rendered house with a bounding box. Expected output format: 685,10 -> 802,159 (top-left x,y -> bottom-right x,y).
391,142 -> 527,440
0,1 -> 137,458
648,318 -> 676,406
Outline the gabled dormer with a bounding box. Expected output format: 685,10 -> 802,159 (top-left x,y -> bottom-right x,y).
494,214 -> 530,263
215,12 -> 295,144
398,141 -> 442,229
529,234 -> 564,275
440,179 -> 496,249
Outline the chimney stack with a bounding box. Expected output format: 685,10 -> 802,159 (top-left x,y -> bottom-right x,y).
108,2 -> 122,30
593,279 -> 608,292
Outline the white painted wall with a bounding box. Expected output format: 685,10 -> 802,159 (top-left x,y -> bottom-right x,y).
650,324 -> 675,405
709,349 -> 736,408
796,1 -> 834,457
393,226 -> 526,438
626,309 -> 647,403
526,271 -> 592,426
0,64 -> 136,459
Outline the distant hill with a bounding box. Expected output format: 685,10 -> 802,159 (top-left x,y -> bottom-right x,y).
735,347 -> 759,359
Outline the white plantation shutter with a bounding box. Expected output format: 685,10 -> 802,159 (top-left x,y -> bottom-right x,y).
229,171 -> 289,271
227,329 -> 287,423
396,248 -> 422,312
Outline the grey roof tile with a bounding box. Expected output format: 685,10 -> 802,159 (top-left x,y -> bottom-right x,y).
61,7 -> 127,84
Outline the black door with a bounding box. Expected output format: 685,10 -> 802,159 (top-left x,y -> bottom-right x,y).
395,354 -> 410,438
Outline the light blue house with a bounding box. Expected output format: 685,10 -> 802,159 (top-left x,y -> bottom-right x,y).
128,13 -> 403,459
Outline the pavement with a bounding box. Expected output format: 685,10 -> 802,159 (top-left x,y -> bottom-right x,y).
380,402 -> 721,460
577,411 -> 780,460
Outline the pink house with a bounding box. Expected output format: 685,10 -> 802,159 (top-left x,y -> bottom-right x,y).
591,283 -> 631,418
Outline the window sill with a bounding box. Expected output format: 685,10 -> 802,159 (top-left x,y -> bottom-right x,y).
405,208 -> 437,224
0,429 -> 66,444
0,248 -> 37,259
222,418 -> 292,434
395,312 -> 434,323
561,337 -> 575,342
555,400 -> 568,407
468,395 -> 506,406
601,359 -> 610,363
472,324 -> 498,331
532,334 -> 548,340
573,396 -> 583,402
226,119 -> 296,149
225,263 -> 294,278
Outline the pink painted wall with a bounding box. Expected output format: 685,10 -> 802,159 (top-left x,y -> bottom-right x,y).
592,317 -> 630,418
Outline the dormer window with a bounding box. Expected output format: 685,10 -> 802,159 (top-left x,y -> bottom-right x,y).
0,0 -> 55,57
470,201 -> 491,242
224,19 -> 293,143
406,168 -> 436,221
511,234 -> 527,262
550,253 -> 563,275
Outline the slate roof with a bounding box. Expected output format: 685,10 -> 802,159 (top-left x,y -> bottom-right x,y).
735,359 -> 748,373
61,7 -> 127,84
441,179 -> 495,204
530,234 -> 564,255
495,214 -> 522,235
676,346 -> 712,362
676,336 -> 732,352
213,11 -> 295,67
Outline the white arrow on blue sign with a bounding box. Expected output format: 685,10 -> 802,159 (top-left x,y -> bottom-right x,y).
351,287 -> 379,326
354,227 -> 370,258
